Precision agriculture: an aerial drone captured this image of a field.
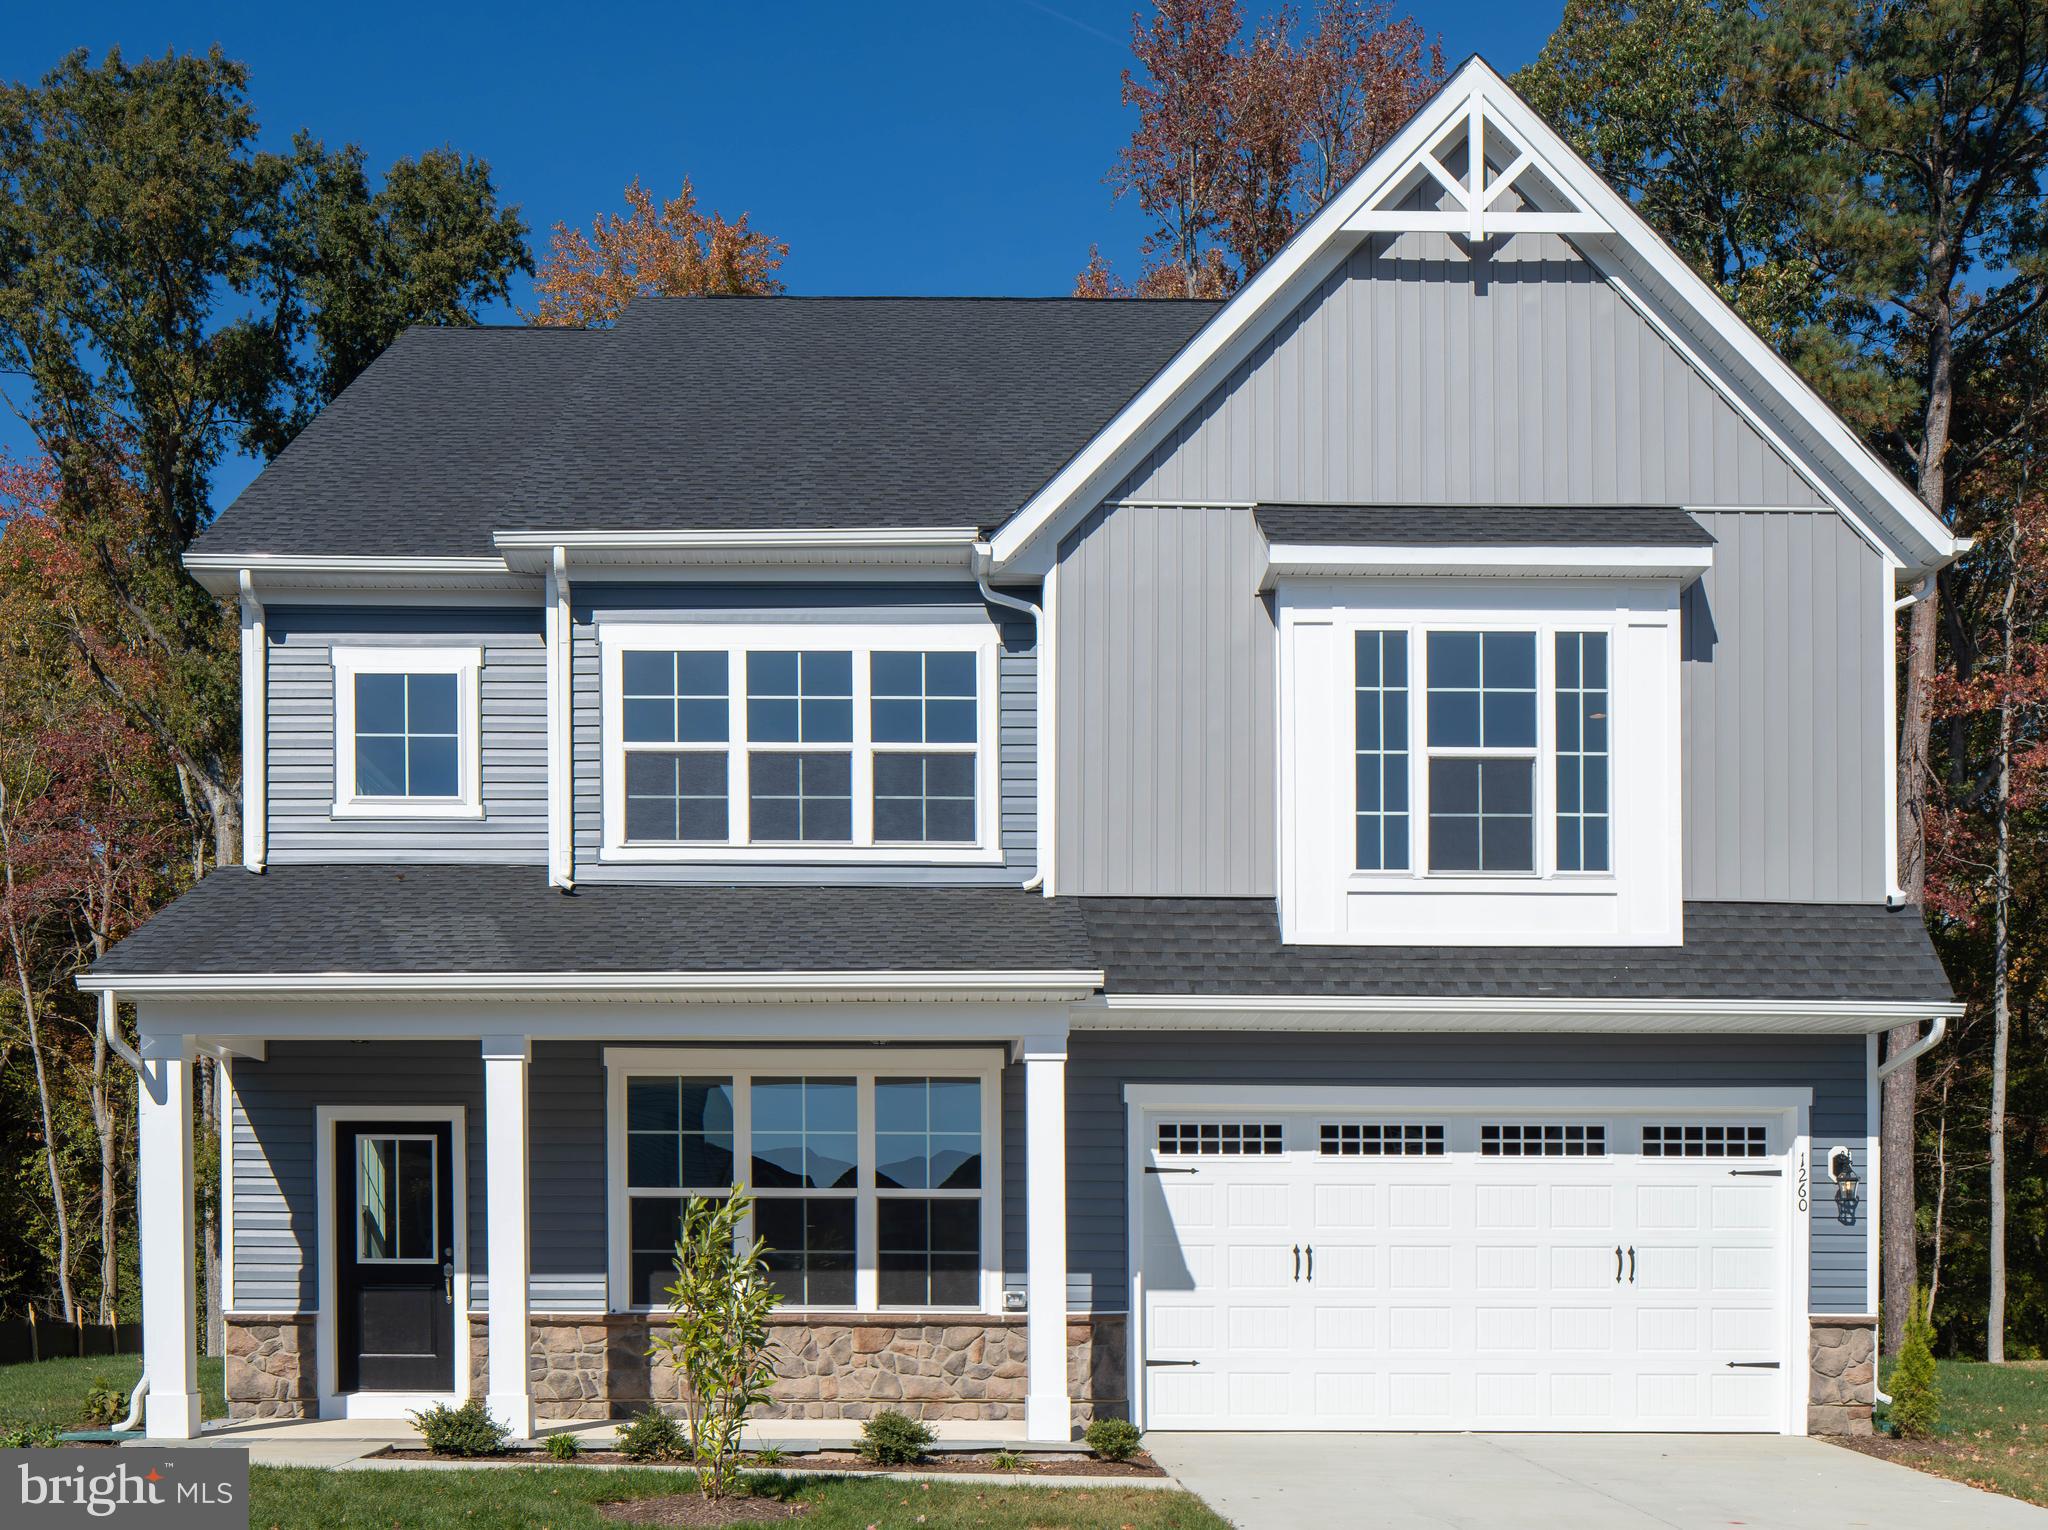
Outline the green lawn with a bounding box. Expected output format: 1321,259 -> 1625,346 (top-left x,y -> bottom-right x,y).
249,1466 -> 1228,1530
1865,1358 -> 2048,1507
0,1352 -> 227,1431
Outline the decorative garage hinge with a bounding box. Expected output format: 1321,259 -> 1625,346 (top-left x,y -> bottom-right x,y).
1341,93 -> 1607,242
1144,1166 -> 1198,1175
1726,1361 -> 1782,1369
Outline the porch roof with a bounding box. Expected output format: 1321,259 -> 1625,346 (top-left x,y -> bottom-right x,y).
1076,898 -> 1955,1006
83,865 -> 1097,983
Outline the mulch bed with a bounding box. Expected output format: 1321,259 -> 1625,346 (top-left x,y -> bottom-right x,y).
384,1448 -> 1163,1478
598,1495 -> 811,1527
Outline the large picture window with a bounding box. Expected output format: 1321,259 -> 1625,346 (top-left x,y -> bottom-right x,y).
1347,625 -> 1615,879
598,624 -> 1001,863
607,1050 -> 1000,1313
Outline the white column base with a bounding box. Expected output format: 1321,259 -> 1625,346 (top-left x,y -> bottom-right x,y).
1022,1036 -> 1071,1442
483,1036 -> 533,1441
144,1391 -> 202,1441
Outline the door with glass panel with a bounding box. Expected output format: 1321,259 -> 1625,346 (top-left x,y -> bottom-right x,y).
335,1121 -> 455,1392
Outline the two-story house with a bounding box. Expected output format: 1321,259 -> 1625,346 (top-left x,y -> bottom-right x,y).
91,60 -> 1960,1445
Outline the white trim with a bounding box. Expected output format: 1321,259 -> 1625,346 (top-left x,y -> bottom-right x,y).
314,1103 -> 470,1420
83,969 -> 1104,1000
238,573 -> 267,871
596,618 -> 1003,865
1038,558 -> 1061,895
1865,1032 -> 1881,1315
184,553 -> 522,598
482,1037 -> 532,1437
329,645 -> 484,820
1023,1039 -> 1070,1440
545,548 -> 574,888
1084,995 -> 1962,1034
1262,543 -> 1714,583
495,526 -> 982,574
219,1055 -> 236,1317
1121,1084 -> 1812,1436
985,57 -> 1959,578
601,1046 -> 1004,1320
1883,560 -> 1905,902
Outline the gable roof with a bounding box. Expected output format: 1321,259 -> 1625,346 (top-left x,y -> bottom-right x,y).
189,298 -> 1218,561
987,57 -> 1963,580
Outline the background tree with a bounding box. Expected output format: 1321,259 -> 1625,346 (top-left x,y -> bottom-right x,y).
526,178 -> 786,327
1087,0 -> 1442,297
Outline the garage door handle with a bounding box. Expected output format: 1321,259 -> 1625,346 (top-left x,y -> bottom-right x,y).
1615,1246 -> 1623,1283
1292,1245 -> 1300,1281
1306,1246 -> 1313,1282
1627,1246 -> 1635,1283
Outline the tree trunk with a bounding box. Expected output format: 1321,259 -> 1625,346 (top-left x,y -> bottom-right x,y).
14,962 -> 78,1324
1928,1067 -> 1950,1324
1986,453 -> 2020,1364
90,1022 -> 117,1326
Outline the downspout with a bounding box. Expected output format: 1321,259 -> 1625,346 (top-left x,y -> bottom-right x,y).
238,571 -> 266,873
1894,575 -> 1934,614
972,543 -> 1046,893
1870,1013 -> 1950,1406
546,546 -> 575,890
98,988 -> 150,1432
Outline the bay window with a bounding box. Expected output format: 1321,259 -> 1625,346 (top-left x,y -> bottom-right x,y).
606,1050 -> 1001,1313
599,622 -> 1001,863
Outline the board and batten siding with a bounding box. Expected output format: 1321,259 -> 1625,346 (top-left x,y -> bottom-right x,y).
1065,1031 -> 1870,1316
569,582 -> 1036,885
1682,511 -> 1887,903
226,1040 -> 604,1313
265,606 -> 546,863
1114,229 -> 1823,507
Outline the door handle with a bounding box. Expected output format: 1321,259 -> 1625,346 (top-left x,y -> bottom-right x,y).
1627,1247 -> 1636,1284
442,1261 -> 454,1302
1292,1245 -> 1301,1282
1615,1246 -> 1623,1283
1306,1246 -> 1314,1282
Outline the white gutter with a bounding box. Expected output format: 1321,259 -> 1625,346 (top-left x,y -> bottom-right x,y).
494,527 -> 982,573
184,552 -> 518,597
1894,574 -> 1935,613
1083,994 -> 1964,1035
76,969 -> 1105,1001
972,542 -> 1048,893
237,571 -> 266,872
1876,1014 -> 1948,1078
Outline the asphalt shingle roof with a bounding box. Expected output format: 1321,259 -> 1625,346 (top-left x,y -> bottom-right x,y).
1254,504 -> 1716,547
1076,898 -> 1954,1003
87,866 -> 1097,977
191,298 -> 1221,560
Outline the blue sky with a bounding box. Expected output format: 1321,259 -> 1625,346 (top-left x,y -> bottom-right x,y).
1,1 -> 1563,508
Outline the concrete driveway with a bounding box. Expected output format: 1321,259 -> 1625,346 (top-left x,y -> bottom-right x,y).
1147,1432 -> 2048,1530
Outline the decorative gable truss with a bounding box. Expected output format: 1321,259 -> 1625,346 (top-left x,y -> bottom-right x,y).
987,57 -> 1965,582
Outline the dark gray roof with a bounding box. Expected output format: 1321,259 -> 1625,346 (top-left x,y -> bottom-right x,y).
192,298 -> 1221,560
1077,899 -> 1953,1003
1254,504 -> 1715,547
87,866 -> 1096,978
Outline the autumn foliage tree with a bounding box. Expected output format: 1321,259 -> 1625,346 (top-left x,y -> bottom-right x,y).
1083,0 -> 1443,297
527,178 -> 788,327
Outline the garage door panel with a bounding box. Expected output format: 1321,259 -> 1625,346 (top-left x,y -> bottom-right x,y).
1475,1244 -> 1540,1289
1476,1305 -> 1541,1351
1550,1184 -> 1614,1228
1388,1305 -> 1453,1351
1311,1183 -> 1375,1230
1551,1307 -> 1615,1352
1311,1303 -> 1377,1349
1389,1243 -> 1453,1287
1388,1183 -> 1454,1227
1634,1306 -> 1700,1352
1550,1243 -> 1620,1290
1476,1183 -> 1541,1229
1307,1242 -> 1375,1290
1711,1183 -> 1777,1229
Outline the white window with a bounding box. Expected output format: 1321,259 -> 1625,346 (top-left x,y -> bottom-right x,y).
1279,582 -> 1681,945
331,646 -> 482,819
355,1133 -> 439,1263
604,1048 -> 1002,1313
598,622 -> 1002,863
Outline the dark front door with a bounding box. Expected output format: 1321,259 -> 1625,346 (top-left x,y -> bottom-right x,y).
335,1120 -> 455,1393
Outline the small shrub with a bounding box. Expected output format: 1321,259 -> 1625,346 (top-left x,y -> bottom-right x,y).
411,1398 -> 510,1458
858,1409 -> 934,1465
1887,1285 -> 1943,1440
617,1406 -> 690,1462
81,1376 -> 125,1428
0,1422 -> 61,1449
988,1449 -> 1025,1472
1085,1417 -> 1143,1462
753,1445 -> 787,1467
543,1432 -> 580,1461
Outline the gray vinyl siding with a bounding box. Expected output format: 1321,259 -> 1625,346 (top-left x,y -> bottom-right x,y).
226,1040 -> 605,1313
1053,502 -> 1885,903
1114,230 -> 1823,507
569,583 -> 1036,884
1682,511 -> 1887,902
265,606 -> 546,863
1064,1031 -> 1870,1316
1055,506 -> 1275,896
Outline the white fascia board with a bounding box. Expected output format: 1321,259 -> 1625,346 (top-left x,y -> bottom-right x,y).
1261,542 -> 1713,584
1081,994 -> 1963,1034
78,969 -> 1105,1002
494,527 -> 982,575
987,56 -> 1962,580
184,552 -> 525,598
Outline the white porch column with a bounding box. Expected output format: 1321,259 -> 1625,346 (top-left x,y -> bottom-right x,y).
1022,1032 -> 1070,1441
482,1035 -> 533,1438
139,1033 -> 200,1439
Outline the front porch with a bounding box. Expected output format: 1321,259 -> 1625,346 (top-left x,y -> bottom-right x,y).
116,998 -> 1097,1444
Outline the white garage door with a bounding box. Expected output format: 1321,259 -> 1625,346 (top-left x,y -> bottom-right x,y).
1138,1109 -> 1793,1432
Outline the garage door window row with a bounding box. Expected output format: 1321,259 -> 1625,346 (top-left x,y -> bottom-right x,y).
1480,1122 -> 1606,1156
1319,1122 -> 1446,1156
1641,1123 -> 1769,1157
1156,1122 -> 1284,1156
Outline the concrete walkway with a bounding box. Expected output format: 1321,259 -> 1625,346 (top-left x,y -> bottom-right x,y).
1146,1432 -> 2048,1530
